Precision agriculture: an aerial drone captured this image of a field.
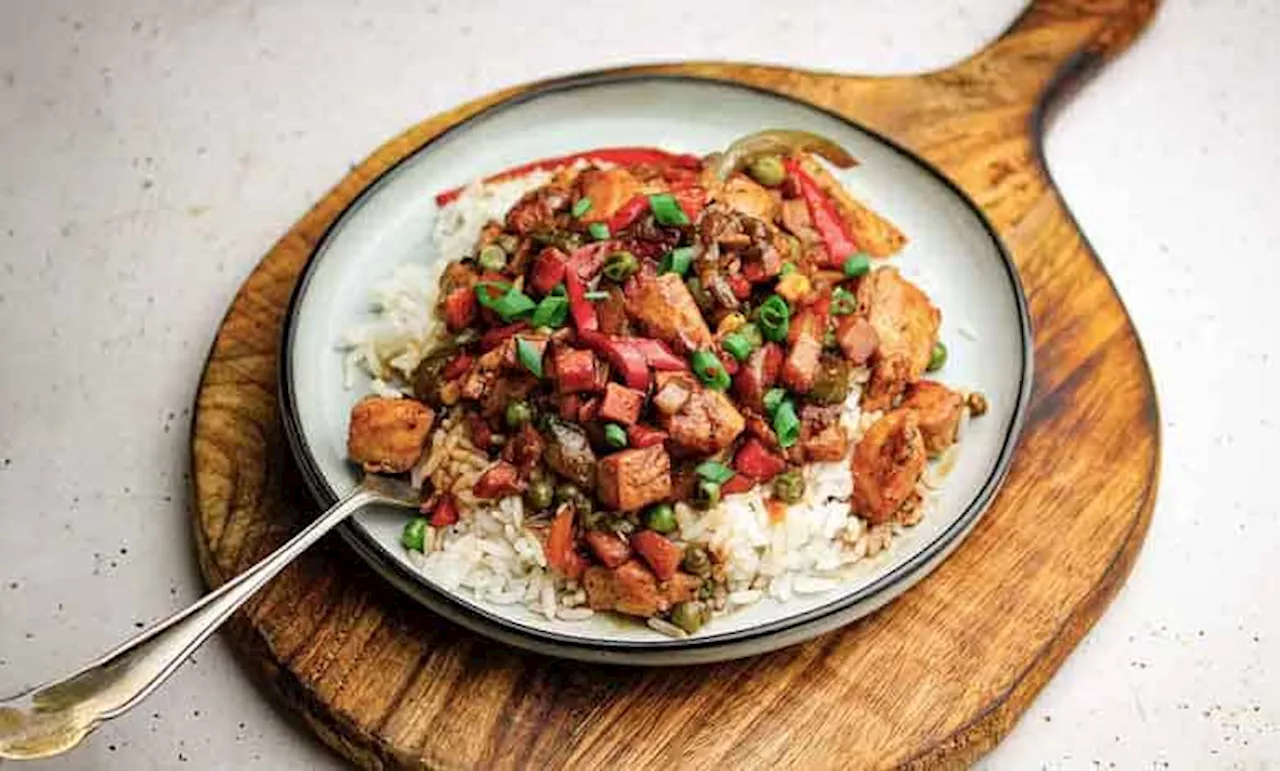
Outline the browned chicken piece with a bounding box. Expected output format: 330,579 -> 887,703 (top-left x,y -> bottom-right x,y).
781,332 -> 823,394
596,286 -> 632,336
458,338 -> 510,401
346,396 -> 436,474
835,314 -> 879,365
799,405 -> 850,462
851,409 -> 926,524
624,273 -> 714,354
778,197 -> 822,246
505,183 -> 572,235
653,372 -> 746,455
857,267 -> 941,411
797,155 -> 907,258
718,174 -> 780,222
577,167 -> 642,224
659,572 -> 703,606
898,380 -> 964,457
583,560 -> 666,617
597,444 -> 672,512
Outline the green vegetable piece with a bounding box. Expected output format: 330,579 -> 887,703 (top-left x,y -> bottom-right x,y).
531,295 -> 568,328
810,356 -> 852,405
773,399 -> 800,448
690,350 -> 731,391
762,387 -> 787,418
505,400 -> 534,429
659,246 -> 695,276
772,469 -> 805,504
604,423 -> 628,449
927,341 -> 948,372
695,460 -> 735,484
582,290 -> 609,301
694,479 -> 722,509
603,250 -> 639,282
477,244 -> 507,272
843,252 -> 871,278
587,221 -> 610,241
755,294 -> 791,342
670,601 -> 709,634
644,503 -> 677,534
746,154 -> 786,187
722,331 -> 754,362
738,322 -> 764,349
571,197 -> 593,218
830,286 -> 858,315
401,517 -> 429,552
474,281 -> 536,322
525,478 -> 554,511
686,277 -> 714,312
648,193 -> 690,226
515,338 -> 544,377
779,261 -> 797,277
549,283 -> 567,297
682,545 -> 712,577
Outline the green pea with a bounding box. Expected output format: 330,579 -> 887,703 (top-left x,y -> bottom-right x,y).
478,244 -> 507,272
644,503 -> 677,534
682,545 -> 712,578
772,470 -> 805,504
524,478 -> 554,512
504,400 -> 533,429
401,517 -> 429,552
603,250 -> 639,282
746,155 -> 786,187
927,341 -> 948,372
670,601 -> 710,634
604,423 -> 628,449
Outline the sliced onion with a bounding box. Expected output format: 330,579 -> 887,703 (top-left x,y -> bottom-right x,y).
711,129 -> 858,181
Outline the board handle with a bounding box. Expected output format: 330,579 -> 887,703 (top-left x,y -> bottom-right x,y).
941,0 -> 1160,110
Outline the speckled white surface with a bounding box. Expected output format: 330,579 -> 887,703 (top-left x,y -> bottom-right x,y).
0,1 -> 1276,768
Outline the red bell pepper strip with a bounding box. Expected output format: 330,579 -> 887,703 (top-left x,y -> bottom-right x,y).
442,287 -> 477,332
528,248 -> 568,295
628,338 -> 689,371
435,147 -> 702,206
627,424 -> 668,448
566,242 -> 611,281
578,330 -> 649,391
630,531 -> 682,580
479,322 -> 530,352
720,474 -> 757,496
784,158 -> 857,266
546,506 -> 585,579
726,273 -> 752,301
443,354 -> 474,381
733,438 -> 788,481
564,270 -> 599,332
670,185 -> 706,222
607,195 -> 650,233
429,495 -> 460,527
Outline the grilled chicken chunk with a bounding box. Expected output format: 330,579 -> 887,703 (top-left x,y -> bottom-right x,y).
624,273 -> 714,354
850,409 -> 926,524
857,267 -> 940,411
583,560 -> 702,618
346,396 -> 435,474
597,444 -> 672,512
898,380 -> 964,457
653,372 -> 746,455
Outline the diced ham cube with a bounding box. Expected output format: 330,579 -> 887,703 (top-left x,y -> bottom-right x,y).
553,347 -> 599,394
597,445 -> 672,512
598,383 -> 645,426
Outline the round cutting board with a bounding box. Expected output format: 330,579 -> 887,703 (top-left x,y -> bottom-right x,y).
190,1 -> 1161,767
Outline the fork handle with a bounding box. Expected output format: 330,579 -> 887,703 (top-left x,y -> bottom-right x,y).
0,485 -> 375,760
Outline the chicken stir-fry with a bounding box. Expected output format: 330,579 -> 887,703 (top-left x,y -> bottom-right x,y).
345,130 -> 985,633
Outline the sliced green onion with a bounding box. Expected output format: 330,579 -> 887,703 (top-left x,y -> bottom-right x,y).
843,253 -> 871,278
648,193 -> 690,226
830,287 -> 858,316
762,387 -> 787,418
572,197 -> 593,218
659,246 -> 695,276
695,460 -> 735,484
549,283 -> 567,297
603,250 -> 639,282
515,338 -> 544,378
755,294 -> 790,342
478,244 -> 507,272
583,290 -> 609,301
604,423 -> 628,449
587,221 -> 610,241
779,262 -> 797,277
531,295 -> 568,328
774,399 -> 800,448
401,518 -> 429,552
722,331 -> 754,362
739,322 -> 763,349
474,281 -> 536,322
690,350 -> 731,391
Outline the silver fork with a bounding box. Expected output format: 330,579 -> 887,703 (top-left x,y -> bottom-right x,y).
0,474 -> 421,761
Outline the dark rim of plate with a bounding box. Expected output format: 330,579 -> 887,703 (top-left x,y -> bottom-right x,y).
277,72 -> 1034,653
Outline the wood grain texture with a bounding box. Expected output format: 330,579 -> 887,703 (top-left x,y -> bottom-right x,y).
190,0 -> 1161,767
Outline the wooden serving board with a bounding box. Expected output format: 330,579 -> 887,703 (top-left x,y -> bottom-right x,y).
190,1 -> 1161,767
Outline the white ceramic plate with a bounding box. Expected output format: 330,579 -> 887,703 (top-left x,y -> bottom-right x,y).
280,75 -> 1032,665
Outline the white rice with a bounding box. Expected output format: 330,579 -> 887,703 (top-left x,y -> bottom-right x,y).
339,175 -> 966,632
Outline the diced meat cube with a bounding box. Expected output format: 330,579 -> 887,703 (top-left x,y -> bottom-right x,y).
858,267 -> 941,411
583,560 -> 665,617
732,342 -> 783,413
528,247 -> 568,295
800,405 -> 850,462
597,445 -> 672,512
656,385 -> 746,455
782,333 -> 823,393
505,185 -> 569,235
577,167 -> 642,224
733,437 -> 787,480
851,410 -> 926,524
630,530 -> 683,580
836,314 -> 879,365
553,347 -> 599,394
652,378 -> 693,416
627,424 -> 669,448
778,197 -> 821,245
544,418 -> 597,491
899,380 -> 964,457
442,287 -> 476,332
598,383 -> 645,426
346,397 -> 435,474
624,273 -> 713,354
472,461 -> 526,500
584,530 -> 632,568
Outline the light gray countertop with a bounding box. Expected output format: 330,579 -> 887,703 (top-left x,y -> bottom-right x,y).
1,1 -> 1277,768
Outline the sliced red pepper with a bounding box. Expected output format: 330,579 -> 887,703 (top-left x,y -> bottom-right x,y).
466,412 -> 492,450
785,158 -> 857,266
630,530 -> 682,581
479,321 -> 530,352
720,475 -> 757,496
442,353 -> 474,381
606,195 -> 650,233
726,273 -> 752,301
584,530 -> 632,569
553,347 -> 598,394
733,438 -> 788,481
629,338 -> 689,371
564,270 -> 599,332
627,424 -> 668,448
429,495 -> 460,527
670,185 -> 706,223
435,147 -> 702,206
566,242 -> 611,281
546,506 -> 585,579
528,248 -> 568,295
577,331 -> 651,391
442,287 -> 477,332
